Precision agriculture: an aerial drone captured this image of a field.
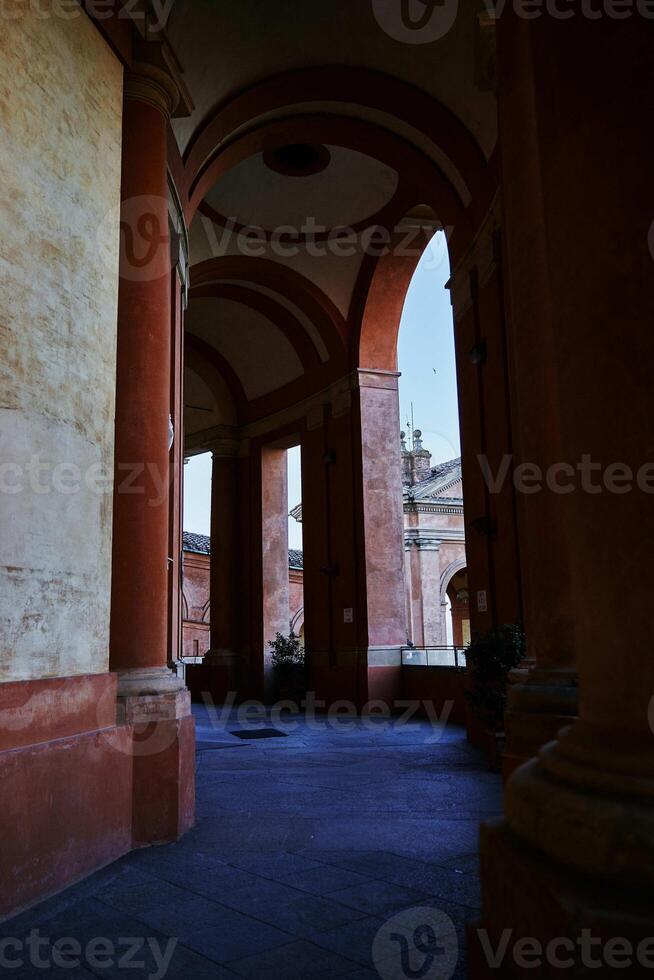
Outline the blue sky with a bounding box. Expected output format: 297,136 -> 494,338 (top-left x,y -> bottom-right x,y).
183,231 -> 459,549
398,230 -> 460,464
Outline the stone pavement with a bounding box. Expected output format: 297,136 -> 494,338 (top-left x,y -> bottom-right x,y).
1,705 -> 502,979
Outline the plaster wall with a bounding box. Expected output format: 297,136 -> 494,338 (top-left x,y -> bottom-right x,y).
0,8 -> 123,681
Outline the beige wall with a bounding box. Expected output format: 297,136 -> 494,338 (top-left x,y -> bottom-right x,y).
0,8 -> 123,682
403,506 -> 467,647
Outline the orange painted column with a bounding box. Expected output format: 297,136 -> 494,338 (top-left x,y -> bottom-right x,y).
475,17 -> 654,965
357,370 -> 407,655
300,374 -> 407,708
504,15 -> 654,872
108,62 -> 194,846
464,50 -> 578,778
167,220 -> 187,670
109,71 -> 177,689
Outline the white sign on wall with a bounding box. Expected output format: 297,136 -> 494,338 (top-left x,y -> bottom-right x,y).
477,590 -> 488,613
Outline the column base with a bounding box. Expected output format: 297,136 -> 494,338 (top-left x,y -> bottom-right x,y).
203,647 -> 239,666
0,674 -> 133,919
185,654 -> 240,705
471,818 -> 654,979
116,671 -> 195,847
503,667 -> 578,780
115,665 -> 186,698
505,720 -> 654,885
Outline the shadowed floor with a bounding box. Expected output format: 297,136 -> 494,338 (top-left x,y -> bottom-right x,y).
1,705 -> 502,979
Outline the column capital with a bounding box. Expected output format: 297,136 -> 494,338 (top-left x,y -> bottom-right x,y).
125,41 -> 194,119
211,441 -> 239,460
207,426 -> 240,459
124,62 -> 177,118
404,529 -> 441,551
354,368 -> 401,392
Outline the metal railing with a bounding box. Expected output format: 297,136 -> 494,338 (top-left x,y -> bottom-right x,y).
401,646 -> 467,669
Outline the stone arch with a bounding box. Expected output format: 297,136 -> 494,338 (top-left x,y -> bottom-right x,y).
440,558 -> 468,604
182,66 -> 492,225
290,606 -> 305,635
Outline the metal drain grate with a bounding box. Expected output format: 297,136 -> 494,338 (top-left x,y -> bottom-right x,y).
229,728 -> 288,740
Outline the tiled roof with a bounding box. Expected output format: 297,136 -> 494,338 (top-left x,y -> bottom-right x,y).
289,549 -> 303,570
183,531 -> 303,569
404,457 -> 463,503
183,531 -> 211,554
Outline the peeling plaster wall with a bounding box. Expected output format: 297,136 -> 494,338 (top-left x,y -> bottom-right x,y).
0,8 -> 123,681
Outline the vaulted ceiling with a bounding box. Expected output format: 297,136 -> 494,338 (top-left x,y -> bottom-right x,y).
170,0 -> 498,447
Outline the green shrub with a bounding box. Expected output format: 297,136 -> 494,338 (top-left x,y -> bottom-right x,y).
269,631 -> 305,700
465,624 -> 526,732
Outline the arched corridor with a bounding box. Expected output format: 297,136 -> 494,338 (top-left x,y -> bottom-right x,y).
1,4 -> 652,977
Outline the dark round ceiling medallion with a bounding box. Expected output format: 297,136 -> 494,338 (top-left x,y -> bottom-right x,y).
264,143 -> 331,177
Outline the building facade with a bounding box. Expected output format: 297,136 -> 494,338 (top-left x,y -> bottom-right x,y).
402,433 -> 469,650
291,431 -> 470,654
181,532 -> 304,661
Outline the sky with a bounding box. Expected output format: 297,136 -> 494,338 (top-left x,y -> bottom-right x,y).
183,231 -> 459,550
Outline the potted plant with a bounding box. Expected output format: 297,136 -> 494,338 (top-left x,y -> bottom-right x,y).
269,630 -> 305,703
465,624 -> 525,770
